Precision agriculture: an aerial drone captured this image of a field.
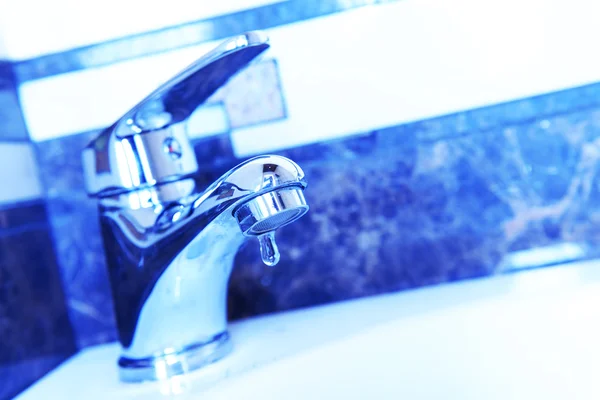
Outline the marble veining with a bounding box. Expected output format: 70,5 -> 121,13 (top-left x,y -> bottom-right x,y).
45,193 -> 117,349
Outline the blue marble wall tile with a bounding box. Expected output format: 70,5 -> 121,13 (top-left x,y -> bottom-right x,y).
0,62 -> 12,89
0,200 -> 47,231
34,130 -> 100,196
0,62 -> 29,141
0,201 -> 76,399
44,194 -> 116,349
33,82 -> 600,344
33,132 -> 118,348
13,0 -> 397,82
229,108 -> 600,316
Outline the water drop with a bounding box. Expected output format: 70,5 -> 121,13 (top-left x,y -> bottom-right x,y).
258,231 -> 280,267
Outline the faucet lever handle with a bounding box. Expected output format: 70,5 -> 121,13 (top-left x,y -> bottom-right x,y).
83,32 -> 270,198
119,31 -> 270,137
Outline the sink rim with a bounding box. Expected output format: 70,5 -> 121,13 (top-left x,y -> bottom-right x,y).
16,258 -> 600,399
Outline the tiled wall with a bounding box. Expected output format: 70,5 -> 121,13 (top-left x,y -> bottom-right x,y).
2,0 -> 600,397
0,67 -> 76,398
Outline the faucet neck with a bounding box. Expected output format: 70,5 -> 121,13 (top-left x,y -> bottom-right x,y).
103,209 -> 245,382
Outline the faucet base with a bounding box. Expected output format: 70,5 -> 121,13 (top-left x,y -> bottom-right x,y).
117,331 -> 232,382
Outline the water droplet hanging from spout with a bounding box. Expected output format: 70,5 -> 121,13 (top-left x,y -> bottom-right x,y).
258,231 -> 280,267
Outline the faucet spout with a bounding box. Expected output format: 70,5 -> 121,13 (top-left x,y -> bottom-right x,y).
98,155 -> 308,382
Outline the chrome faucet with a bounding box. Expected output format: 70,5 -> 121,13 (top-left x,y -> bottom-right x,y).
82,31 -> 309,382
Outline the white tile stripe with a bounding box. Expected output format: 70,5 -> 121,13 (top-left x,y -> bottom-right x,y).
17,0 -> 600,153
232,0 -> 600,156
0,142 -> 43,204
187,103 -> 230,139
0,0 -> 285,60
19,40 -> 222,141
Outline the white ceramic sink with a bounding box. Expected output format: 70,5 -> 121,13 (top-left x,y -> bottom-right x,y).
18,259 -> 600,399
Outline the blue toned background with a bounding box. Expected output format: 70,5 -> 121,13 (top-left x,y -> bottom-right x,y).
2,0 -> 600,398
